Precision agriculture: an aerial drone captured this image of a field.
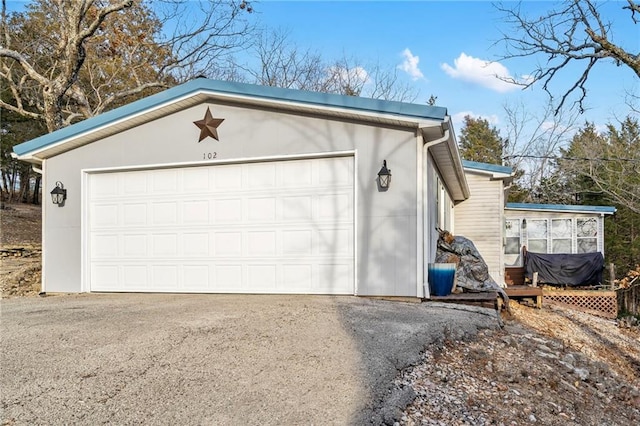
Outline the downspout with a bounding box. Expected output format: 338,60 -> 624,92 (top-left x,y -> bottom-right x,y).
419,122 -> 451,298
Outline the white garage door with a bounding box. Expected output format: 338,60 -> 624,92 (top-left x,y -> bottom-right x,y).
86,156 -> 354,294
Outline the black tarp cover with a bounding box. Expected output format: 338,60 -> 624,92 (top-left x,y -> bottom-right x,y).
525,251 -> 604,286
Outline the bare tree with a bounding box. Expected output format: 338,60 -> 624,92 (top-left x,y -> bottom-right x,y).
0,0 -> 255,133
239,29 -> 417,101
502,100 -> 580,201
496,0 -> 639,114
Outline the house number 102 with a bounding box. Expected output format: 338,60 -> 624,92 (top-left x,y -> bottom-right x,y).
203,152 -> 217,160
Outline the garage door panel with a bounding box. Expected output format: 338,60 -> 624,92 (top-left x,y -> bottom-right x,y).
152,265 -> 178,288
214,166 -> 242,190
123,265 -> 147,288
214,232 -> 242,256
215,198 -> 242,223
123,203 -> 147,226
183,233 -> 209,256
282,196 -> 312,220
183,168 -> 209,192
123,173 -> 148,194
247,197 -> 276,222
183,200 -> 209,224
88,157 -> 354,294
247,264 -> 277,291
282,161 -> 312,186
247,163 -> 276,188
282,230 -> 312,255
151,169 -> 178,193
152,202 -> 178,225
92,204 -> 118,228
183,265 -> 209,290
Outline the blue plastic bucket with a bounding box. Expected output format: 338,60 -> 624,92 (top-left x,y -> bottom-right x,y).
428,263 -> 456,296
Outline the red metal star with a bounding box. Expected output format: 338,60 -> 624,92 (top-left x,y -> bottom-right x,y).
193,107 -> 225,142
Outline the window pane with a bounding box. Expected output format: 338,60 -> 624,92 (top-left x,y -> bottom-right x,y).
552,239 -> 572,253
577,238 -> 597,253
505,237 -> 520,254
577,218 -> 597,237
552,219 -> 572,238
528,220 -> 547,239
528,239 -> 547,253
505,219 -> 520,238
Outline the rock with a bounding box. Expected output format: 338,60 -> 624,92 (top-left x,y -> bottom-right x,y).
561,353 -> 576,367
574,367 -> 590,381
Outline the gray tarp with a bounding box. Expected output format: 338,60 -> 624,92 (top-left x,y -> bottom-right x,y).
435,229 -> 510,308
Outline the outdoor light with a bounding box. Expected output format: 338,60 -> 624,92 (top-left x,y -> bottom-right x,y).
50,181 -> 67,206
522,218 -> 527,229
377,160 -> 392,190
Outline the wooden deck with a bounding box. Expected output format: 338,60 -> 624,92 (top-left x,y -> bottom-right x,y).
504,285 -> 543,308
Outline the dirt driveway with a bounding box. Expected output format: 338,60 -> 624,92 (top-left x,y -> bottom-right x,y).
0,294 -> 498,425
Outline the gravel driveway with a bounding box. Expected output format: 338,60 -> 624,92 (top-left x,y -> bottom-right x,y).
1,294 -> 498,424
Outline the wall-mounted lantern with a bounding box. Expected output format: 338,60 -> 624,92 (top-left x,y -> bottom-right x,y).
522,218 -> 527,229
377,160 -> 391,190
50,181 -> 67,206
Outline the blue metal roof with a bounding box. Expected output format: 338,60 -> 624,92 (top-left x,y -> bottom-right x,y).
13,78 -> 448,157
506,203 -> 616,214
462,160 -> 512,175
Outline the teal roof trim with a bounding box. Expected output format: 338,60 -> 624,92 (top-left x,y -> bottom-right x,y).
462,160 -> 512,175
14,78 -> 448,157
506,203 -> 616,214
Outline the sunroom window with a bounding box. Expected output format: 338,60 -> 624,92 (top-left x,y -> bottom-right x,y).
527,219 -> 548,253
577,218 -> 598,253
505,219 -> 521,254
551,218 -> 572,253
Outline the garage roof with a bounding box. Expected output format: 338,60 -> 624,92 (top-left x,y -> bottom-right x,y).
13,78 -> 447,161
462,160 -> 513,177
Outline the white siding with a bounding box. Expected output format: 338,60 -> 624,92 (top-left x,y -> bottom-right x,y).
454,171 -> 505,284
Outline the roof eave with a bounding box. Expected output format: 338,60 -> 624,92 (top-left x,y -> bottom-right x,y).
14,79 -> 448,161
505,203 -> 616,215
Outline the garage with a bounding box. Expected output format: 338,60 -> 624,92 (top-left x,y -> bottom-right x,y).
86,156 -> 355,294
14,78 -> 468,297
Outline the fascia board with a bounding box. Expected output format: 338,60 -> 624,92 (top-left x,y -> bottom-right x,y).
14,79 -> 447,160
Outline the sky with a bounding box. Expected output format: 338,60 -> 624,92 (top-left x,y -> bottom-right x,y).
5,0 -> 638,145
249,0 -> 638,139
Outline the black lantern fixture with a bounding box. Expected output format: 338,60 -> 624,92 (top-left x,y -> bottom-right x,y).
50,181 -> 67,206
377,160 -> 391,190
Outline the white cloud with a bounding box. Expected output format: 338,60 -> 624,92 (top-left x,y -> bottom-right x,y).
441,53 -> 523,93
327,65 -> 370,86
398,48 -> 424,80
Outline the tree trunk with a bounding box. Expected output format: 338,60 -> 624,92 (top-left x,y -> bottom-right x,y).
42,83 -> 66,132
19,169 -> 30,203
32,174 -> 41,205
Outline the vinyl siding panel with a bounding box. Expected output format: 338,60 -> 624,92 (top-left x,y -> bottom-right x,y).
454,172 -> 505,284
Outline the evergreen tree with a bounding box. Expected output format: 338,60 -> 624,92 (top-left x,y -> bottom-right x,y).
458,115 -> 505,164
550,119 -> 640,277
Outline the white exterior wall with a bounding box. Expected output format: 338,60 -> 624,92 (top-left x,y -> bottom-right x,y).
454,171 -> 505,284
42,101 -> 432,296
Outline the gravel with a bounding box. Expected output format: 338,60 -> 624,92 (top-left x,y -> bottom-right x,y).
0,294 -> 498,425
394,306 -> 640,426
